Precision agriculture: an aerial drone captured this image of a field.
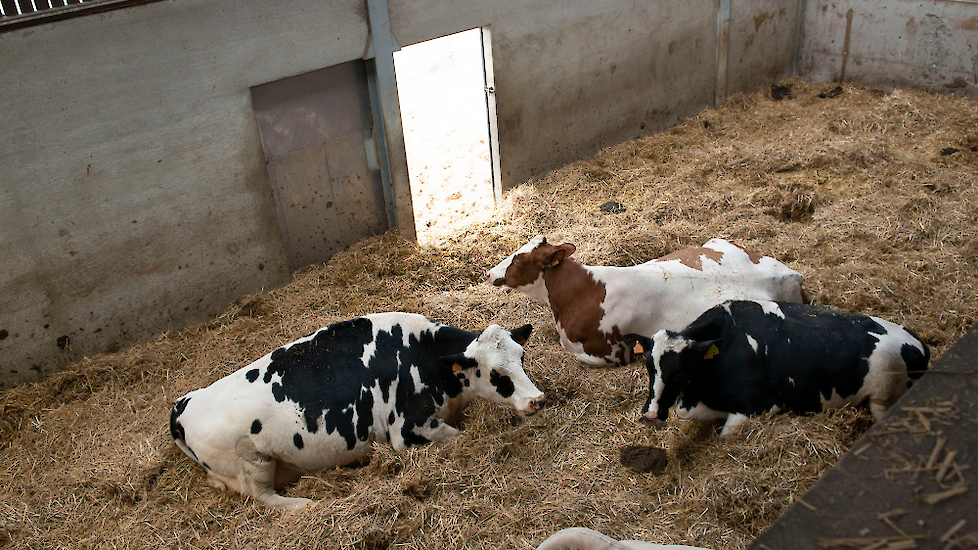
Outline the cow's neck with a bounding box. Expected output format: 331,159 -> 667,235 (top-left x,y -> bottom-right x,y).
543,259 -> 604,321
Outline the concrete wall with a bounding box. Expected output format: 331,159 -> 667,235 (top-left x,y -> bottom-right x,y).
389,0 -> 804,191
0,0 -> 805,387
0,0 -> 368,387
799,0 -> 978,99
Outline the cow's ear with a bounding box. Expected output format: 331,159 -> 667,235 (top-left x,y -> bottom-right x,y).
441,353 -> 478,372
549,243 -> 577,266
510,324 -> 533,345
692,338 -> 723,360
623,333 -> 654,359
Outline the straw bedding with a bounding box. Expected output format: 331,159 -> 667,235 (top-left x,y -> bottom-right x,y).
1,79 -> 975,549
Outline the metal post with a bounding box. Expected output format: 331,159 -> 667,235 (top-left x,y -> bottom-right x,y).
364,0 -> 416,242
715,0 -> 731,107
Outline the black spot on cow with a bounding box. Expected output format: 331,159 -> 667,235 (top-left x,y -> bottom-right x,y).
489,370 -> 515,398
246,369 -> 260,383
388,411 -> 395,425
251,419 -> 262,434
429,419 -> 438,429
293,433 -> 304,449
475,369 -> 481,378
169,397 -> 191,443
901,340 -> 930,380
271,382 -> 285,403
258,317 -> 481,452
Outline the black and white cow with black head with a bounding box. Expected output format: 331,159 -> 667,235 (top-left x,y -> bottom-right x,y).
625,300 -> 929,436
169,312 -> 545,509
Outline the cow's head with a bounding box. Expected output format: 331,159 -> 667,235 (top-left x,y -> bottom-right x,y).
485,236 -> 577,303
625,330 -> 721,424
441,324 -> 546,417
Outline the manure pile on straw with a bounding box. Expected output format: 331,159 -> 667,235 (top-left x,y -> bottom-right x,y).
2,79 -> 976,550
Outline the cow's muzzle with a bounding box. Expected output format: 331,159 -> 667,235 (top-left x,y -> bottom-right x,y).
487,273 -> 506,287
520,395 -> 547,417
639,413 -> 665,427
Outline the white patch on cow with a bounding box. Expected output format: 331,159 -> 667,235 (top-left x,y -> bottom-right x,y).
861,317 -> 925,419
745,334 -> 758,353
513,271 -> 550,304
788,377 -> 795,386
819,388 -> 852,410
759,300 -> 785,318
409,365 -> 426,393
676,401 -> 729,421
719,413 -> 748,436
647,330 -> 691,417
556,321 -> 607,366
366,312 -> 439,347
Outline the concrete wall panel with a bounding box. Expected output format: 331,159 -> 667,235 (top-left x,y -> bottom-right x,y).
726,0 -> 802,95
0,0 -> 369,386
800,0 -> 978,99
390,0 -> 725,191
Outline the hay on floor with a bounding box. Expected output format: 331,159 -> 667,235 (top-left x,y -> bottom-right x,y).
1,78 -> 976,549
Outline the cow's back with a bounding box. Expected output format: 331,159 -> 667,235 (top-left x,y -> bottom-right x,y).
595,239 -> 803,339
172,313 -> 468,474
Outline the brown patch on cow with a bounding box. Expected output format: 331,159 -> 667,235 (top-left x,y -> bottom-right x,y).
724,241 -> 764,264
544,260 -> 617,362
501,241 -> 574,288
656,247 -> 725,271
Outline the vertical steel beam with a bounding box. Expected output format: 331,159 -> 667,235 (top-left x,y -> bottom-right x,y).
364,0 -> 417,241
481,26 -> 503,205
715,0 -> 731,107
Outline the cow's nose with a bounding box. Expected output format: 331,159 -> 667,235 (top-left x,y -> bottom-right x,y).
531,396 -> 547,410
639,412 -> 664,427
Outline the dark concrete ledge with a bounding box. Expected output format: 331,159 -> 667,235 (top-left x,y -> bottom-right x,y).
749,324 -> 978,550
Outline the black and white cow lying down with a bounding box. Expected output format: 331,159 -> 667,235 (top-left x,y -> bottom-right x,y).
170,312 -> 546,509
625,300 -> 930,436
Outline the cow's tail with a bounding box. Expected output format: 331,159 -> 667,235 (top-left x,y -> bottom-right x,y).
900,328 -> 930,382
169,396 -> 201,463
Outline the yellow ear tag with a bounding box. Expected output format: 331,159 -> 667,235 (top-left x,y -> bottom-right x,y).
550,259 -> 560,267
452,363 -> 464,372
633,342 -> 645,354
704,344 -> 720,360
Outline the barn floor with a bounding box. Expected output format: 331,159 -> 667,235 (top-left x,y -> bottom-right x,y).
1,78 -> 976,549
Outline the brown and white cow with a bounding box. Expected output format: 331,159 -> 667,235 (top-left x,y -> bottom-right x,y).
486,236 -> 804,366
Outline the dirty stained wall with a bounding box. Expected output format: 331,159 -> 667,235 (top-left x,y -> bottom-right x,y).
0,0 -> 368,387
390,0 -> 803,193
800,0 -> 978,98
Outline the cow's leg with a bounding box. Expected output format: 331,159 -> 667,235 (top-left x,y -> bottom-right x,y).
676,402 -> 728,421
416,417 -> 460,443
719,413 -> 748,437
869,398 -> 890,421
238,456 -> 312,509
222,437 -> 312,509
